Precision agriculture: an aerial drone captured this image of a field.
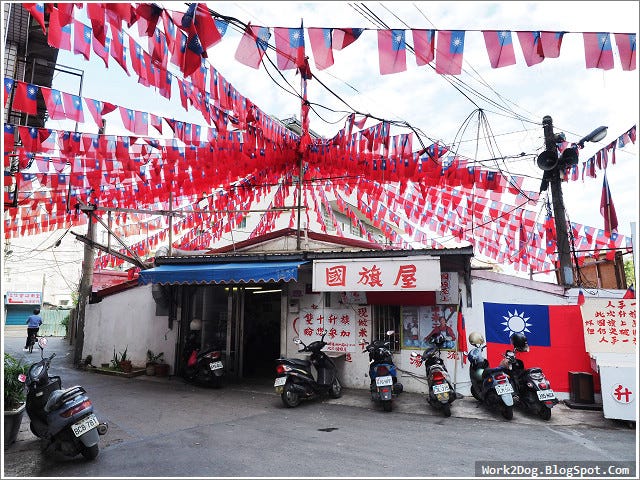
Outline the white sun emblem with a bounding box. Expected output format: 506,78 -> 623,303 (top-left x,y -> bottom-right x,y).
500,309 -> 532,336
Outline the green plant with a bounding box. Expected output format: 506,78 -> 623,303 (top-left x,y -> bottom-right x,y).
146,350 -> 164,364
4,354 -> 28,410
110,346 -> 129,371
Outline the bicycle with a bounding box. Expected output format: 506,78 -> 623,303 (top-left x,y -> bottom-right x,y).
27,330 -> 39,353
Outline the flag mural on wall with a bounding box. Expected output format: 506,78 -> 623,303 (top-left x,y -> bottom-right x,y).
483,302 -> 599,393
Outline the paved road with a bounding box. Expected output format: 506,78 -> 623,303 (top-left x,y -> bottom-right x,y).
3,335 -> 637,477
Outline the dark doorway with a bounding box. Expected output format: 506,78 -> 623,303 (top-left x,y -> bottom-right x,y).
242,287 -> 281,378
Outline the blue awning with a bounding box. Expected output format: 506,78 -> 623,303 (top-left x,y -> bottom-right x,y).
138,261 -> 308,286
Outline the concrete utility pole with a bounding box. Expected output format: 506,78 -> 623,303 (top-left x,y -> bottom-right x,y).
542,115 -> 574,287
74,205 -> 96,366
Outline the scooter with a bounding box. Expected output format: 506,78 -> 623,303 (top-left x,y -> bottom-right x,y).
20,337 -> 108,460
362,330 -> 403,412
411,334 -> 456,417
274,329 -> 342,407
467,332 -> 515,420
183,345 -> 224,388
501,332 -> 558,420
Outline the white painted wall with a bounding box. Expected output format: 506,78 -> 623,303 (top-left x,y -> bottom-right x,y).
83,284 -> 177,371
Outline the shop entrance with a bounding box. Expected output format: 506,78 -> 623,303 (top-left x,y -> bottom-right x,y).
177,284 -> 281,381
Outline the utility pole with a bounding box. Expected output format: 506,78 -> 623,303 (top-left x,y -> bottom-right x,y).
542,115 -> 574,287
74,205 -> 96,366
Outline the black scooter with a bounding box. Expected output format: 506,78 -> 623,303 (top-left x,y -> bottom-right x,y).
501,332 -> 558,420
20,337 -> 108,459
183,345 -> 224,388
274,329 -> 342,407
467,332 -> 515,420
362,330 -> 403,412
411,334 -> 456,417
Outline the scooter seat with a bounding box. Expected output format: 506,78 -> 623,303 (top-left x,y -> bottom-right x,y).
481,367 -> 506,379
284,358 -> 311,368
44,386 -> 85,413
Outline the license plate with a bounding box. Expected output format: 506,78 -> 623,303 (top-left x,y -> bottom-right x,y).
274,376 -> 287,387
71,414 -> 99,437
537,389 -> 556,401
209,361 -> 223,371
376,375 -> 393,387
495,383 -> 514,395
432,383 -> 450,394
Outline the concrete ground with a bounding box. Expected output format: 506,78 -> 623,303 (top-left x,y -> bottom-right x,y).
3,327 -> 634,477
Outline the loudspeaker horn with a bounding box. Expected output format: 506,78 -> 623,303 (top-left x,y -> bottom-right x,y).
536,151 -> 558,171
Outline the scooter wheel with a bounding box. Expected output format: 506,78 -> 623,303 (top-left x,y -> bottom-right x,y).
470,385 -> 482,401
328,377 -> 342,399
81,444 -> 99,460
501,405 -> 514,420
538,407 -> 552,421
281,383 -> 300,408
382,400 -> 393,412
442,403 -> 451,417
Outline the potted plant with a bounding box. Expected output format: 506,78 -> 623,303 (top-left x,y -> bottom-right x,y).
145,350 -> 164,376
111,347 -> 131,373
4,353 -> 28,446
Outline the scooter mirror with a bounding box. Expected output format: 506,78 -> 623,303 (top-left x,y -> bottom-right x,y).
386,330 -> 395,336
38,337 -> 48,348
293,338 -> 301,345
320,329 -> 328,335
17,373 -> 26,383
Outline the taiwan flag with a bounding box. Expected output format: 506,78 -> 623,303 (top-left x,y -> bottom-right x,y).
22,3 -> 46,35
274,25 -> 305,70
517,31 -> 544,67
483,30 -> 516,68
62,92 -> 84,123
308,27 -> 334,70
73,20 -> 92,60
483,302 -> 599,393
583,32 -> 614,70
4,77 -> 14,107
435,30 -> 465,75
47,7 -> 72,51
614,33 -> 636,71
40,87 -> 66,120
412,29 -> 435,66
332,28 -> 363,51
378,29 -> 407,75
12,81 -> 38,115
234,24 -> 270,69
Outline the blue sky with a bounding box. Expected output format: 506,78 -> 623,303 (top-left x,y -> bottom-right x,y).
45,1 -> 638,248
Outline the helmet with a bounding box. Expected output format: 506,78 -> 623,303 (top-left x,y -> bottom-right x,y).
430,333 -> 446,348
510,332 -> 529,352
189,318 -> 202,331
468,332 -> 484,347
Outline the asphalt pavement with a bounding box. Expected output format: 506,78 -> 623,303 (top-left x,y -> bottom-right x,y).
2,329 -> 635,478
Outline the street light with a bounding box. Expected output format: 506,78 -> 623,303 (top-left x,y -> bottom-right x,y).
537,116 -> 608,287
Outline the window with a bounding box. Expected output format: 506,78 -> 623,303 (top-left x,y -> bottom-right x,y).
371,305 -> 401,352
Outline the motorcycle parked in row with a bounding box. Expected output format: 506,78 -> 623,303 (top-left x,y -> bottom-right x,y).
362,330 -> 403,412
19,337 -> 108,460
501,332 -> 558,420
411,334 -> 456,417
274,329 -> 342,407
467,332 -> 515,420
183,345 -> 225,388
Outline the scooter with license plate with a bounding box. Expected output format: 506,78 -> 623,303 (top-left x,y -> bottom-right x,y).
467,332 -> 515,420
361,330 -> 403,412
410,334 -> 456,417
501,332 -> 558,420
274,329 -> 342,407
183,345 -> 225,388
20,337 -> 108,460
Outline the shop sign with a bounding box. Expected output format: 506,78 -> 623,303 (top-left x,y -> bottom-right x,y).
6,291 -> 42,305
312,256 -> 441,292
580,298 -> 637,354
